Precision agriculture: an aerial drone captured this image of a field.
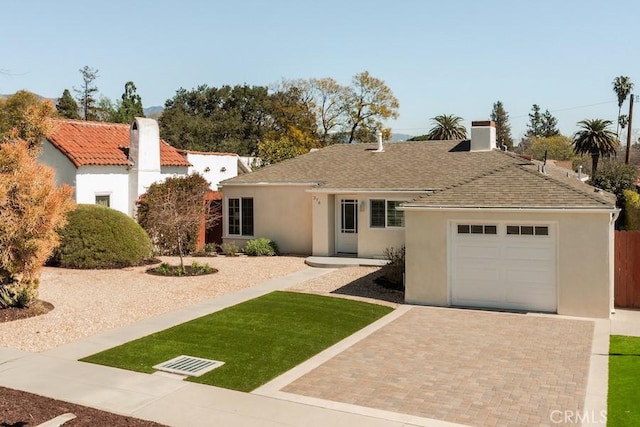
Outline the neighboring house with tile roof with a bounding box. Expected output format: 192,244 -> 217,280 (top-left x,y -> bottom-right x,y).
39,118 -> 192,217
220,121 -> 618,318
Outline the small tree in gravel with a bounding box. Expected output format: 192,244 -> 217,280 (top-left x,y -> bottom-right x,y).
0,141 -> 74,307
137,173 -> 219,270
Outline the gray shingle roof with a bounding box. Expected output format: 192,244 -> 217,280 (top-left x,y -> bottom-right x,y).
220,141 -> 616,209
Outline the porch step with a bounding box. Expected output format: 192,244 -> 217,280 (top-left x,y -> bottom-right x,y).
304,256 -> 389,268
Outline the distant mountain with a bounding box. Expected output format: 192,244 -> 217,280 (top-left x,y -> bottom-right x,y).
144,105 -> 164,118
390,133 -> 414,142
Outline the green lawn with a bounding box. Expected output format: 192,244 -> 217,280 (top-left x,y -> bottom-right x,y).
608,335 -> 640,426
82,291 -> 393,392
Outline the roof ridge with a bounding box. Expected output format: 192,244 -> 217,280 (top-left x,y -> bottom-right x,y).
49,118 -> 130,128
518,166 -> 611,206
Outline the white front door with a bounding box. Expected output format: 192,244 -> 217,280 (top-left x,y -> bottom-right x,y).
450,222 -> 557,313
336,198 -> 358,254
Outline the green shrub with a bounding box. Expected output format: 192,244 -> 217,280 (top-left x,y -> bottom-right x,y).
219,242 -> 240,257
51,204 -> 153,269
624,190 -> 640,230
243,238 -> 278,256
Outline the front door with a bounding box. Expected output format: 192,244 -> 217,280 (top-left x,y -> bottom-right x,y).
336,198 -> 358,254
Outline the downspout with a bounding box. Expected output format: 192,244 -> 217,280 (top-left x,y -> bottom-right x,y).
610,209 -> 621,315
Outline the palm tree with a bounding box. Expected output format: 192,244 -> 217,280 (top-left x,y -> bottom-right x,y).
427,114 -> 467,140
572,119 -> 619,180
612,76 -> 634,138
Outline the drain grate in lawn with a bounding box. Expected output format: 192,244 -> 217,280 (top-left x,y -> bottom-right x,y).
81,291 -> 393,392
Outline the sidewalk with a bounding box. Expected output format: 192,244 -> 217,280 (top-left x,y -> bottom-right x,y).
0,267 -> 460,427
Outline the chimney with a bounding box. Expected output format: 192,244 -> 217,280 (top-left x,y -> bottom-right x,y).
128,117 -> 161,216
375,130 -> 384,152
470,120 -> 496,152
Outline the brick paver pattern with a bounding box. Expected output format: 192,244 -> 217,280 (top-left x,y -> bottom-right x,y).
283,307 -> 594,427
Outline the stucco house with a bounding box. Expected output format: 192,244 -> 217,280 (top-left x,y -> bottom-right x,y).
220,121 -> 617,318
39,118 -> 248,220
39,118 -> 190,217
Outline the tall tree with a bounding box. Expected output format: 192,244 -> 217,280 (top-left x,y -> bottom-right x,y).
160,84 -> 271,154
0,90 -> 57,150
343,71 -> 399,144
308,77 -> 348,145
541,109 -> 560,137
426,114 -> 467,140
526,104 -> 559,138
95,96 -> 118,122
572,119 -> 619,180
612,76 -> 634,138
74,66 -> 99,120
526,104 -> 544,137
56,89 -> 80,119
490,101 -> 513,149
266,82 -> 319,150
113,81 -> 144,123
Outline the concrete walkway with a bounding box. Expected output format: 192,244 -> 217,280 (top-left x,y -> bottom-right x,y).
0,264 -> 638,426
305,256 -> 389,268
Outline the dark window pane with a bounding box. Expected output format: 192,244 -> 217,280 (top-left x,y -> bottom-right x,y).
387,201 -> 404,227
535,226 -> 549,236
95,195 -> 110,208
342,200 -> 357,233
471,225 -> 483,234
228,198 -> 240,235
370,200 -> 385,227
484,225 -> 497,235
241,198 -> 254,236
506,225 -> 519,235
521,226 -> 534,235
458,224 -> 470,234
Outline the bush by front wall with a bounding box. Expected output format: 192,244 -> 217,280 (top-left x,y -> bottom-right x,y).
52,204 -> 153,269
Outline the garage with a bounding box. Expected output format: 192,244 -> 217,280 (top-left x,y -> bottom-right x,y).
450,222 -> 557,313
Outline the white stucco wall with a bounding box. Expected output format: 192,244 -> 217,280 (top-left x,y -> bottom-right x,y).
186,153 -> 239,190
221,185 -> 313,254
403,209 -> 614,318
311,191 -> 418,258
76,166 -> 130,214
38,140 -> 76,188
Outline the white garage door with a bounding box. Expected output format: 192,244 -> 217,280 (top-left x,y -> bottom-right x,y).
451,223 -> 557,313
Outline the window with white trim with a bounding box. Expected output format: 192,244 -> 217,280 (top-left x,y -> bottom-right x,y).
506,225 -> 549,236
95,195 -> 110,208
370,199 -> 405,228
457,224 -> 497,235
228,197 -> 254,236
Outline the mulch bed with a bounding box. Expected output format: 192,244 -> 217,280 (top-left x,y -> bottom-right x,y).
0,301 -> 53,324
0,386 -> 166,426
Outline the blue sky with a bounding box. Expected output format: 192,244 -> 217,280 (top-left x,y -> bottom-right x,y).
2,0 -> 639,140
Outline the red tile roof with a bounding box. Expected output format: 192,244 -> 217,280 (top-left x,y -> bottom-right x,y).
46,119 -> 190,168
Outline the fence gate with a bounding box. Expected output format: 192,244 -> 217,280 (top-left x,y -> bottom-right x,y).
615,231 -> 640,308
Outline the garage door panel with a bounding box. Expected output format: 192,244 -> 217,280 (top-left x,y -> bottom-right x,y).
505,245 -> 554,261
451,223 -> 557,313
452,279 -> 504,302
454,244 -> 501,259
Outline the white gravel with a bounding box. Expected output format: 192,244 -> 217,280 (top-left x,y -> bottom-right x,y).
0,257 -> 399,353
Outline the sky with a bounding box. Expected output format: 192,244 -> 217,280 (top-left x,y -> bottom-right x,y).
2,0 -> 639,141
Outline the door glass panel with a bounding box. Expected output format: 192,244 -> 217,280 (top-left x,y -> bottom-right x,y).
341,200 -> 358,233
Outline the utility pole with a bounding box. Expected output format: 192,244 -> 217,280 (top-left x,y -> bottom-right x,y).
626,94 -> 634,165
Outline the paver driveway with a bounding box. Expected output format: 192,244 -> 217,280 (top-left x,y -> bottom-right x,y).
283,306 -> 594,426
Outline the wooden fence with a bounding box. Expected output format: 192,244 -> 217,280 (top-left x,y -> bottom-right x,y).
615,231 -> 640,308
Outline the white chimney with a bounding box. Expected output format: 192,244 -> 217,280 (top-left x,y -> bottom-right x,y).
128,117 -> 162,216
375,130 -> 384,152
470,120 -> 497,152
